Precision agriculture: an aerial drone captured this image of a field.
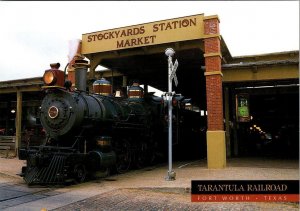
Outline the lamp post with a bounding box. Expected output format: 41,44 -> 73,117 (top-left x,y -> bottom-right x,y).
165,48 -> 177,181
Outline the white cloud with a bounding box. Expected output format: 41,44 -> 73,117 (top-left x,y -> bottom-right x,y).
0,1 -> 298,81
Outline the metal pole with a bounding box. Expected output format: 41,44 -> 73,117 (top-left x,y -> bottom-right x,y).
168,55 -> 173,175
165,48 -> 176,181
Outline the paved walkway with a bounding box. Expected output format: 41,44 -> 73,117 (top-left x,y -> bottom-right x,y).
0,157 -> 299,210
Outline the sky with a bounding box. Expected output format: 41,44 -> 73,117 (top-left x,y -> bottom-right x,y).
0,1 -> 299,82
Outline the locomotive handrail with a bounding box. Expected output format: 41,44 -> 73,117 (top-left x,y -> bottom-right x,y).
71,128 -> 86,149
29,145 -> 77,151
114,122 -> 145,127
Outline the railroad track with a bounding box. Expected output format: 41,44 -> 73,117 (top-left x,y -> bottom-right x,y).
0,180 -> 60,210
0,162 -> 164,211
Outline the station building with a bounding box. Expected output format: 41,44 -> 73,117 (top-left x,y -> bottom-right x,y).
0,14 -> 298,167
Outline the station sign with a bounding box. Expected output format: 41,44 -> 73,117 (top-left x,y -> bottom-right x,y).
82,14 -> 204,54
236,93 -> 250,122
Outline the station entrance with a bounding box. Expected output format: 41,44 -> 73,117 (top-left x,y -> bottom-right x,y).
227,80 -> 299,159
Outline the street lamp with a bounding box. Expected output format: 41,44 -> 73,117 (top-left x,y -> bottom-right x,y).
165,47 -> 176,181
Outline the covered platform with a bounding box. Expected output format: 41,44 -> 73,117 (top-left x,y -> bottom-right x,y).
0,13 -> 298,167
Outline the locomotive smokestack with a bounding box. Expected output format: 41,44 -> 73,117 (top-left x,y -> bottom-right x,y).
67,39 -> 84,87
73,59 -> 90,91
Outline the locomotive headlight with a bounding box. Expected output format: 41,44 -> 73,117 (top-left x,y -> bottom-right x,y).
48,106 -> 59,119
43,70 -> 56,85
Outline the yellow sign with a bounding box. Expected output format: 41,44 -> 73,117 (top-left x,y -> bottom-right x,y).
82,14 -> 204,54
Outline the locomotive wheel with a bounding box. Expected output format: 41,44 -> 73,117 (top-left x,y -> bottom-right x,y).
136,142 -> 147,169
73,164 -> 87,183
115,140 -> 131,174
136,139 -> 156,168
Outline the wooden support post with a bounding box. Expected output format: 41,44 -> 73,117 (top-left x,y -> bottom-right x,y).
5,101 -> 11,135
143,83 -> 148,94
89,57 -> 103,80
122,76 -> 128,88
224,86 -> 231,157
15,90 -> 22,157
231,89 -> 239,157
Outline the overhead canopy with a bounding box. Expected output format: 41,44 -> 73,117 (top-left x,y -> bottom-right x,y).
81,14 -> 231,107
86,42 -> 207,107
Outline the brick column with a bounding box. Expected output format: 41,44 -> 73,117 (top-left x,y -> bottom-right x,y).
203,15 -> 226,168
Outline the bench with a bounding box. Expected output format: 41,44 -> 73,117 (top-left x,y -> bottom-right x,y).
0,136 -> 15,158
0,136 -> 15,142
0,144 -> 11,158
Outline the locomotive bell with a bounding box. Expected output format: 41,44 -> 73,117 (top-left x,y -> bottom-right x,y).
93,78 -> 112,96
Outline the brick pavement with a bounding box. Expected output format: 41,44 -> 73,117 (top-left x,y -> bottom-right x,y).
0,156 -> 299,210
53,188 -> 299,211
50,158 -> 300,210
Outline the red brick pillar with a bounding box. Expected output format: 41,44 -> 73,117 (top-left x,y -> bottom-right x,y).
203,15 -> 226,168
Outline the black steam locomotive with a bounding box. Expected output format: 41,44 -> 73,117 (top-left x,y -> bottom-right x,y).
19,61 -> 196,185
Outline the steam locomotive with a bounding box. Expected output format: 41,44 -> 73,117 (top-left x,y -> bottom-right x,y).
19,60 -> 196,185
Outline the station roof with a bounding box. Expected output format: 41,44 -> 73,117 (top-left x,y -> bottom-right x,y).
87,36 -> 232,90
0,77 -> 43,94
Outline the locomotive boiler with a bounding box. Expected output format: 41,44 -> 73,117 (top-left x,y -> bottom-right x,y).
19,60 -> 187,185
